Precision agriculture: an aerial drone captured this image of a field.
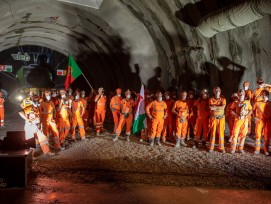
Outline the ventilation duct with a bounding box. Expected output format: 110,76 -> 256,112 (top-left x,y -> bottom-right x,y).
198,0 -> 271,38
57,0 -> 103,9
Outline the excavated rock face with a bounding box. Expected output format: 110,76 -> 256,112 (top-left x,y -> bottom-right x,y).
0,0 -> 270,99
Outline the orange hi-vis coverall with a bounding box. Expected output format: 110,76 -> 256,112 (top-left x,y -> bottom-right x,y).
162,99 -> 174,141
115,98 -> 135,136
172,100 -> 190,140
0,97 -> 4,127
187,98 -> 197,140
40,100 -> 61,148
146,100 -> 167,139
209,96 -> 226,151
58,102 -> 71,144
110,95 -> 122,133
141,98 -> 154,140
51,97 -> 60,123
254,87 -> 271,102
80,97 -> 89,129
245,89 -> 254,134
193,98 -> 210,142
226,101 -> 236,140
230,100 -> 252,152
20,106 -> 50,154
71,100 -> 86,140
253,100 -> 271,152
95,95 -> 107,133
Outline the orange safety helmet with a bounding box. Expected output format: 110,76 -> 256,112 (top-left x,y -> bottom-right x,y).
243,81 -> 250,86
44,90 -> 51,96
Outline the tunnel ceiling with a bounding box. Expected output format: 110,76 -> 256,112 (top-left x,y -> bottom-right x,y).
0,0 -> 271,96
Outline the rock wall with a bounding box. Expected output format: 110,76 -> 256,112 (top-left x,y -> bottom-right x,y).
0,0 -> 270,99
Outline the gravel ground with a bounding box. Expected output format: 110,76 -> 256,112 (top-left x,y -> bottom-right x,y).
1,113 -> 271,190
35,128 -> 271,190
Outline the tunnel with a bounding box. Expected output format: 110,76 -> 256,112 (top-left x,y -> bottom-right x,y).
0,0 -> 270,98
1,0 -> 271,203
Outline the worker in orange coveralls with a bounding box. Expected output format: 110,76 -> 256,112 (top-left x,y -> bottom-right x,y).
243,81 -> 254,134
110,88 -> 122,134
254,78 -> 271,102
113,90 -> 135,142
172,91 -> 190,148
58,94 -> 71,146
229,89 -> 252,154
79,90 -> 89,130
95,87 -> 107,136
208,87 -> 226,153
225,93 -> 239,143
161,91 -> 174,143
187,90 -> 197,141
0,91 -> 5,127
70,91 -> 87,141
19,95 -> 55,157
146,92 -> 167,146
39,90 -> 62,150
192,89 -> 210,149
253,90 -> 271,155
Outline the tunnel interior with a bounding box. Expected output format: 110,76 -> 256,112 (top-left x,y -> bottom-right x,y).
0,0 -> 271,99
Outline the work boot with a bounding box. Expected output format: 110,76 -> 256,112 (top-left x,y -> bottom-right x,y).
239,150 -> 245,154
96,132 -> 100,136
265,151 -> 270,156
175,139 -> 180,148
156,137 -> 161,146
230,150 -> 235,154
254,150 -> 260,155
150,138 -> 154,147
44,152 -> 55,157
126,136 -> 130,142
209,149 -> 214,153
113,136 -> 118,142
192,141 -> 199,149
180,139 -> 187,147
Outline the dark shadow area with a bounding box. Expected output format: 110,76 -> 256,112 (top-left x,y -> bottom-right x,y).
205,57 -> 246,100
147,66 -> 163,92
175,0 -> 246,27
74,35 -> 142,94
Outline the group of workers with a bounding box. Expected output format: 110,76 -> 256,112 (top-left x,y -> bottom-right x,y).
1,77 -> 271,157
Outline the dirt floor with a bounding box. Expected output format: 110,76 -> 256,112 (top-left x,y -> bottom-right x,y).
1,111 -> 271,203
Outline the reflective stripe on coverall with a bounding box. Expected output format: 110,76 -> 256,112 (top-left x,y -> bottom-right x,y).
71,100 -> 86,139
40,101 -> 61,148
146,100 -> 167,139
95,95 -> 107,133
209,96 -> 226,151
172,100 -> 189,140
110,95 -> 122,133
115,99 -> 135,136
230,100 -> 252,151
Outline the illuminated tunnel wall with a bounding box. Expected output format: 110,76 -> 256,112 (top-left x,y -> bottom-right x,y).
0,0 -> 271,99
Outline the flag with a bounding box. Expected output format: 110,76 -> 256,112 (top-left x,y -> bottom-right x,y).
133,85 -> 147,134
0,65 -> 12,72
64,54 -> 82,90
57,69 -> 66,76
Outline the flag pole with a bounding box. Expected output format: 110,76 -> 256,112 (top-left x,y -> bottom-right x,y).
82,72 -> 94,91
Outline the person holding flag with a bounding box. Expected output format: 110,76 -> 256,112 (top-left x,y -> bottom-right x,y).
132,85 -> 147,141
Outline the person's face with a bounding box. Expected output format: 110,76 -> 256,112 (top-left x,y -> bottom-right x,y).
202,93 -> 208,100
181,93 -> 187,101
